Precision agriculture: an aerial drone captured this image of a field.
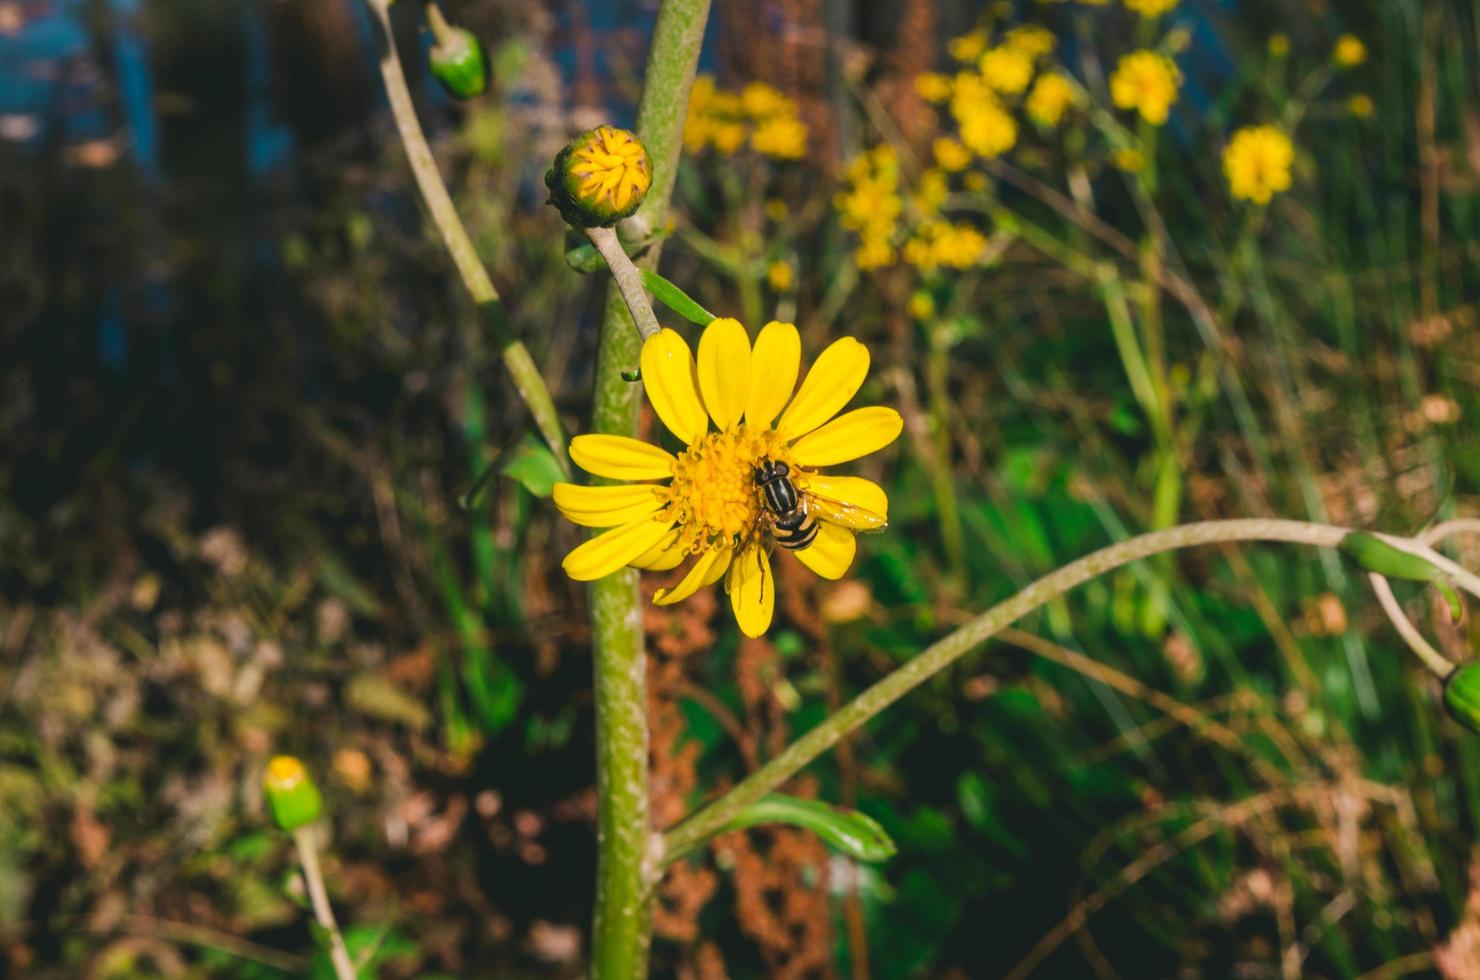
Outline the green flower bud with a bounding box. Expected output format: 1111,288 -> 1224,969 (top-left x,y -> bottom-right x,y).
1445,665 -> 1480,735
545,126 -> 652,228
264,755 -> 324,831
429,26 -> 488,101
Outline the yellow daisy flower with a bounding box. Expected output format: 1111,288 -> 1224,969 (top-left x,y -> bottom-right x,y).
979,45 -> 1035,94
1222,125 -> 1294,204
751,115 -> 808,159
1333,34 -> 1367,68
1110,50 -> 1182,125
1026,71 -> 1076,127
554,319 -> 902,637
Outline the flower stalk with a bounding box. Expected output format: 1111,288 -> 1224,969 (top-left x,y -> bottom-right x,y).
363,0 -> 568,473
662,519 -> 1479,861
584,0 -> 711,976
292,827 -> 356,980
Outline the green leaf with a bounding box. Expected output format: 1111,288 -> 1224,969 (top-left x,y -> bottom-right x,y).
499,436 -> 565,498
1338,532 -> 1444,582
346,674 -> 432,731
719,794 -> 897,862
564,242 -> 604,274
640,269 -> 714,325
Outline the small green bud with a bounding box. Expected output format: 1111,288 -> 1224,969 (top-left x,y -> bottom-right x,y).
545,126 -> 652,228
1337,532 -> 1443,582
429,26 -> 488,100
264,755 -> 324,831
1446,666 -> 1480,735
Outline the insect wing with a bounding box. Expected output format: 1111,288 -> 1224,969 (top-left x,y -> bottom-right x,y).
806,490 -> 887,533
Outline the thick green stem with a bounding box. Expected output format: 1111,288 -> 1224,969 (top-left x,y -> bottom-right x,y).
587,0 -> 710,976
663,519 -> 1359,859
365,0 -> 570,474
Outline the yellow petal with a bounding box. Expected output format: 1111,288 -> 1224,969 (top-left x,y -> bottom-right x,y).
562,518 -> 674,582
697,317 -> 752,431
790,407 -> 903,467
744,321 -> 801,428
640,328 -> 709,445
799,475 -> 889,531
726,542 -> 775,637
570,434 -> 675,481
793,521 -> 857,580
552,483 -> 665,527
776,337 -> 871,437
630,529 -> 685,570
654,546 -> 732,605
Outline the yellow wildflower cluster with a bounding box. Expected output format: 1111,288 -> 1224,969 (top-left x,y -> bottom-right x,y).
904,219 -> 988,272
1110,50 -> 1182,125
1222,125 -> 1294,204
834,145 -> 904,269
684,76 -> 808,159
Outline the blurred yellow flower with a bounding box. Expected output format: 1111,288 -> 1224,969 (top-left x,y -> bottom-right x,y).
764,198 -> 789,221
933,136 -> 972,172
908,291 -> 936,320
553,319 -> 900,637
949,29 -> 989,62
854,237 -> 896,269
1223,125 -> 1293,204
1267,33 -> 1290,57
766,260 -> 794,293
979,45 -> 1035,94
686,75 -> 808,159
912,168 -> 949,216
905,220 -> 988,271
1026,71 -> 1076,126
1003,24 -> 1056,58
1111,147 -> 1145,172
964,171 -> 990,192
740,81 -> 795,119
955,96 -> 1018,158
752,115 -> 808,159
711,120 -> 747,155
915,72 -> 953,103
1334,34 -> 1367,67
1110,50 -> 1182,125
1124,0 -> 1178,17
1348,93 -> 1375,119
836,145 -> 904,269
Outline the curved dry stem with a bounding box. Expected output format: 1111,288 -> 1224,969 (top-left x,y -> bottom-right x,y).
585,226 -> 661,341
663,519 -> 1366,863
1367,573 -> 1453,678
364,0 -> 569,473
1421,518 -> 1480,546
292,828 -> 355,980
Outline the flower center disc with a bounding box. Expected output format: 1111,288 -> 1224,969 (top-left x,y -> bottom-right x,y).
663,424 -> 789,554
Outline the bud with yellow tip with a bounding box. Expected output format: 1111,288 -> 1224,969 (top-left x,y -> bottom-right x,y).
264,755 -> 324,832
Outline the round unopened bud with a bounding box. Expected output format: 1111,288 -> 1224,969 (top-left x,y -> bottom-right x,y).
1446,666 -> 1480,735
545,126 -> 652,228
429,26 -> 488,100
264,755 -> 324,831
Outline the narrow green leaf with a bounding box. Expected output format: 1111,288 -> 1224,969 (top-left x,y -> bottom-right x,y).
720,794 -> 897,862
500,436 -> 565,498
1338,532 -> 1443,582
640,269 -> 715,325
564,242 -> 604,273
